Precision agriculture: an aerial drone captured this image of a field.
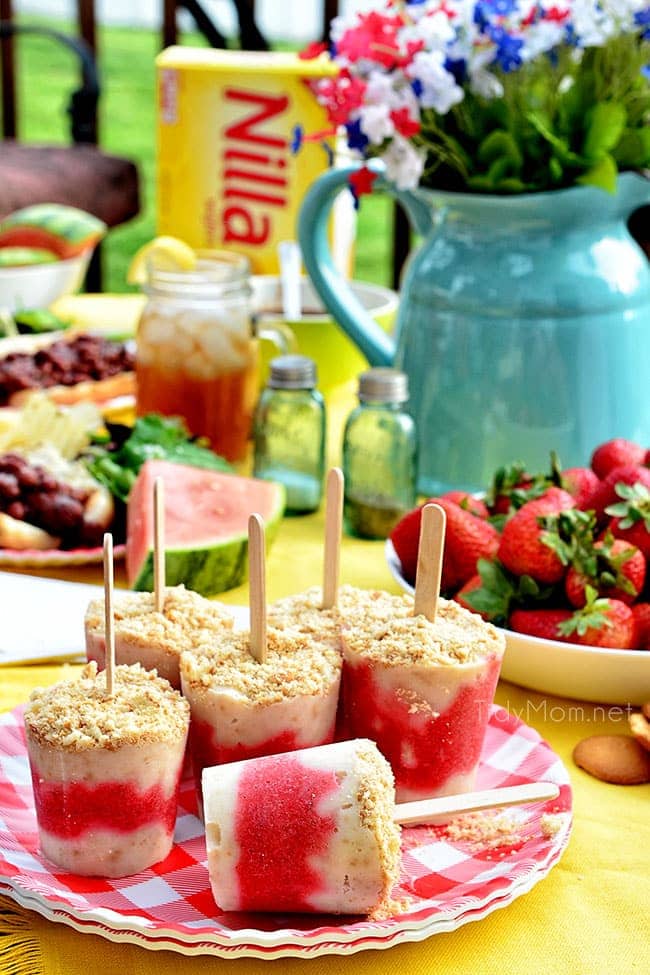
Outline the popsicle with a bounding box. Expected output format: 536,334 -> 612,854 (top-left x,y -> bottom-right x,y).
24,660 -> 190,877
202,738 -> 401,916
202,738 -> 560,917
84,584 -> 234,689
341,505 -> 505,801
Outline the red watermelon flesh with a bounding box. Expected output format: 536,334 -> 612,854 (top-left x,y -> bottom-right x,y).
126,460 -> 285,597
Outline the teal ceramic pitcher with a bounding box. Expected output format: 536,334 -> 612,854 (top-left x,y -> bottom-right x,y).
298,166 -> 650,495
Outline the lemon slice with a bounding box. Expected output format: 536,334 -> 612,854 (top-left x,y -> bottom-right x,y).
127,235 -> 197,285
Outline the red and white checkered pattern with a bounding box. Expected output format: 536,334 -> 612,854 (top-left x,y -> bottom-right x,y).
0,705 -> 572,958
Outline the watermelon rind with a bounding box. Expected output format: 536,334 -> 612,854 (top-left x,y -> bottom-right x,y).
131,477 -> 285,598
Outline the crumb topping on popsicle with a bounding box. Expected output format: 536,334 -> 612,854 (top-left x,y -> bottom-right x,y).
342,593 -> 505,666
24,661 -> 189,750
180,630 -> 341,704
84,585 -> 234,658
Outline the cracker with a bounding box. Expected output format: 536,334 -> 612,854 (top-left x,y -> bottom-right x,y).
628,712 -> 650,753
572,734 -> 650,785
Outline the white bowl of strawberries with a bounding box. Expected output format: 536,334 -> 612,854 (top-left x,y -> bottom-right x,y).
386,440 -> 650,706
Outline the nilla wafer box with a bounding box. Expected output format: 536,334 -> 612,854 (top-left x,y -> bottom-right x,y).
156,48 -> 354,274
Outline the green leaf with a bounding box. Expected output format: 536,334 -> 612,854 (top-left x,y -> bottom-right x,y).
613,127 -> 650,168
84,415 -> 232,502
477,130 -> 523,169
576,154 -> 618,193
582,102 -> 627,159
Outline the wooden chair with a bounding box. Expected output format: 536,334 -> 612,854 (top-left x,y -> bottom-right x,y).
0,4 -> 140,291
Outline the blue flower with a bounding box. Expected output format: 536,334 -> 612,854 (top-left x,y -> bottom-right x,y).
489,26 -> 524,72
290,124 -> 303,155
635,7 -> 650,39
411,78 -> 423,98
484,0 -> 518,14
444,57 -> 467,85
345,118 -> 369,152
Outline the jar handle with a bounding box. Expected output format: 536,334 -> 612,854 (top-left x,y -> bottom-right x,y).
253,317 -> 298,356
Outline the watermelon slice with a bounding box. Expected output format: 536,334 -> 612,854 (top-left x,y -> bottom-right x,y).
126,460 -> 285,597
0,246 -> 58,267
0,204 -> 106,259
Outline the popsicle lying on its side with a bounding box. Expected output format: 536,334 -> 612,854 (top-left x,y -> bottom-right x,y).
202,737 -> 560,918
202,737 -> 401,917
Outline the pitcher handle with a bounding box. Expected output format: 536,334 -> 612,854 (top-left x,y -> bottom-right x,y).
298,162 -> 399,368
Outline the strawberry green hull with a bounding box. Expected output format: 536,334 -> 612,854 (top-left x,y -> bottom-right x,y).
127,460 -> 285,597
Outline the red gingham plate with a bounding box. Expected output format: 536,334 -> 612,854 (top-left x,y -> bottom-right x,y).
0,704 -> 572,958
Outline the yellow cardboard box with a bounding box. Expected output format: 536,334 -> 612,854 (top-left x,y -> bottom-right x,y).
156,48 -> 352,275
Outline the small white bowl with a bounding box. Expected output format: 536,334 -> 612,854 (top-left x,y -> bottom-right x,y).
385,539 -> 650,706
0,252 -> 91,313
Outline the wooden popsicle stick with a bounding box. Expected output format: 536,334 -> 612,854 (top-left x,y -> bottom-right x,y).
413,502 -> 446,622
153,476 -> 165,613
103,532 -> 115,697
322,467 -> 344,610
248,513 -> 267,664
393,781 -> 560,827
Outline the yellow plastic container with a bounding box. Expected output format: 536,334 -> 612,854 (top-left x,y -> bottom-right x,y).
156,48 -> 352,275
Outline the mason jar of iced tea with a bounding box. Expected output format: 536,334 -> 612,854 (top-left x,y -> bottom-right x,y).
136,251 -> 291,463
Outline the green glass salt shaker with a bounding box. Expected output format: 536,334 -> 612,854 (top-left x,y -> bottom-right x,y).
342,368 -> 418,539
253,354 -> 326,514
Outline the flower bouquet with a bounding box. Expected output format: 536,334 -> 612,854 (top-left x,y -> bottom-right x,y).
301,0 -> 650,195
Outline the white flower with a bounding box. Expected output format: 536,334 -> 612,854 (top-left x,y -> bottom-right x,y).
358,103 -> 395,144
470,68 -> 504,99
381,135 -> 426,190
522,21 -> 566,60
408,50 -> 464,114
399,10 -> 456,50
365,70 -> 402,109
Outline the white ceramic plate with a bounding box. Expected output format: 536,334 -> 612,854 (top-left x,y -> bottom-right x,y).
385,539 -> 650,706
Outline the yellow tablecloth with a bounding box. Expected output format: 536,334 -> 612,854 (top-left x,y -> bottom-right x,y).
1,296 -> 649,973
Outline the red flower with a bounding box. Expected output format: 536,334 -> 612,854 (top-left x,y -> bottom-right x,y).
299,41 -> 328,61
390,107 -> 421,138
317,70 -> 367,126
337,11 -> 404,68
349,166 -> 378,202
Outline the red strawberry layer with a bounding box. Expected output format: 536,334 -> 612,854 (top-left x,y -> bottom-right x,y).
30,773 -> 179,838
342,655 -> 501,796
189,718 -> 336,790
233,755 -> 338,912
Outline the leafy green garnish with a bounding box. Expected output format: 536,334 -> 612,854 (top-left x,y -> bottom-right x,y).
84,414 -> 232,502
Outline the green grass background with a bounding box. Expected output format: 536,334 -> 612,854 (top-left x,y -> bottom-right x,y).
12,16 -> 393,293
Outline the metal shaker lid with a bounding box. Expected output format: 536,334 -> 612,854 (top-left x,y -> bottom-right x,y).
268,355 -> 317,389
358,368 -> 409,403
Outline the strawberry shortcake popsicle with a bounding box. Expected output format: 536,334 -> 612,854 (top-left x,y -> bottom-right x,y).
24,662 -> 189,877
84,584 -> 233,689
202,738 -> 401,915
341,592 -> 505,802
180,630 -> 341,809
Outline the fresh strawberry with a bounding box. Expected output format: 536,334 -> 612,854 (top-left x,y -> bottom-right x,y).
564,536 -> 646,607
390,499 -> 500,591
441,490 -> 489,519
631,602 -> 650,650
590,464 -> 650,521
487,461 -> 542,515
560,466 -> 600,510
432,497 -> 500,591
389,504 -> 424,583
497,487 -> 575,583
606,481 -> 650,559
557,587 -> 636,649
509,607 -> 574,642
454,574 -> 486,615
591,438 -> 646,479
